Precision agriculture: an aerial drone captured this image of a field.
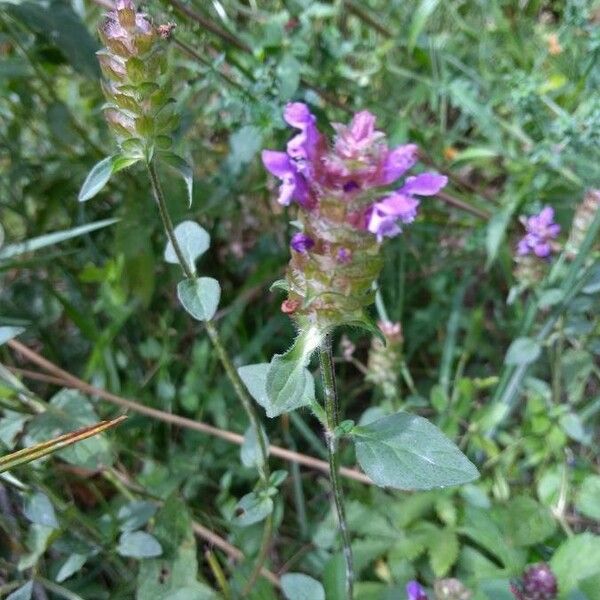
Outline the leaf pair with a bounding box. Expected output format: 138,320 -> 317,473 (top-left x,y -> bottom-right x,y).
165,221 -> 221,322
238,327 -> 321,418
239,351 -> 479,490
78,151 -> 193,206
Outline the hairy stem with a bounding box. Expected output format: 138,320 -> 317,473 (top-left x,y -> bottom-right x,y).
146,159 -> 272,591
319,334 -> 354,599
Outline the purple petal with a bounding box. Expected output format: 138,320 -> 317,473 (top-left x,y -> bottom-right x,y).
406,580 -> 428,600
262,150 -> 293,178
376,193 -> 420,223
284,103 -> 315,129
367,208 -> 402,241
538,206 -> 555,225
278,174 -> 296,206
517,238 -> 530,255
380,144 -> 419,185
349,111 -> 377,141
400,172 -> 448,196
290,232 -> 314,253
533,241 -> 551,257
548,223 -> 561,236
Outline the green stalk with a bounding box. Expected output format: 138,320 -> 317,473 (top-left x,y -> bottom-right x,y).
146,159 -> 272,593
319,334 -> 354,599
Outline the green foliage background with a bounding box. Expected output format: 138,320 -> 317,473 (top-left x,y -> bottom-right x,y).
0,0 -> 599,598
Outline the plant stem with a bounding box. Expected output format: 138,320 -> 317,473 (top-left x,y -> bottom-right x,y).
147,161 -> 195,280
146,159 -> 272,592
319,334 -> 354,599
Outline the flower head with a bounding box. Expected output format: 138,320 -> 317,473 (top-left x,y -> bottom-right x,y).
97,0 -> 176,156
262,103 -> 446,328
406,581 -> 429,600
517,206 -> 561,258
511,563 -> 557,600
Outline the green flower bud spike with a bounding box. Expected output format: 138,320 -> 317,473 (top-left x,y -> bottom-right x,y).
98,0 -> 176,161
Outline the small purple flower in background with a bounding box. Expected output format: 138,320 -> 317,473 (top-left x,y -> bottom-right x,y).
517,206 -> 560,258
511,563 -> 557,600
406,580 -> 429,600
290,232 -> 314,253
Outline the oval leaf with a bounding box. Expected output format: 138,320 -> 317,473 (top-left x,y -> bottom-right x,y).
233,491 -> 273,527
505,337 -> 541,366
78,156 -> 115,202
351,412 -> 479,490
159,152 -> 193,207
281,573 -> 325,600
264,354 -> 315,418
177,277 -> 220,321
164,221 -> 210,271
117,531 -> 162,558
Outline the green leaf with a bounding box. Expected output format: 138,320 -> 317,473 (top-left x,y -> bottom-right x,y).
160,152 -> 193,207
23,492 -> 58,529
551,533 -> 600,595
164,221 -> 210,273
117,531 -> 163,558
239,328 -> 320,418
504,496 -> 556,546
323,553 -> 346,600
0,326 -> 24,346
137,496 -> 216,599
118,501 -> 158,532
504,337 -> 541,366
281,573 -> 325,600
460,506 -> 521,570
561,350 -> 593,404
240,425 -> 269,468
351,412 -> 479,490
5,1 -> 99,78
78,156 -> 116,202
264,352 -> 315,418
177,278 -> 220,321
277,53 -> 301,100
233,491 -> 273,526
576,476 -> 600,521
238,362 -> 271,408
0,218 -> 118,262
18,524 -> 53,570
6,581 -> 33,600
485,198 -> 518,269
227,126 -> 262,175
560,412 -> 592,445
56,553 -> 88,583
429,528 -> 459,577
408,0 -> 440,51
0,410 -> 30,449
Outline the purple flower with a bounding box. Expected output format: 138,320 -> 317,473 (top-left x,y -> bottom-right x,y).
333,111 -> 384,155
517,206 -> 560,258
406,581 -> 429,600
262,105 -> 448,243
284,102 -> 320,170
367,172 -> 447,240
337,247 -> 352,263
261,150 -> 309,206
380,144 -> 419,185
290,232 -> 315,253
